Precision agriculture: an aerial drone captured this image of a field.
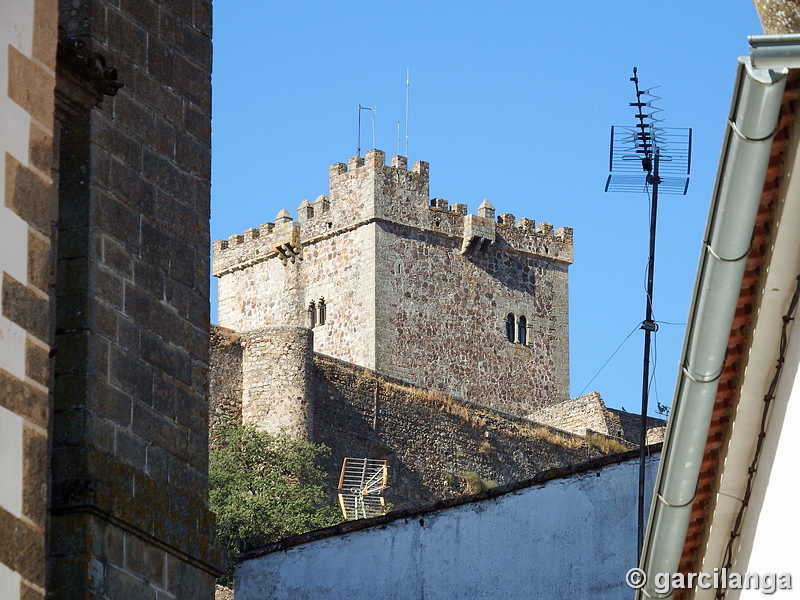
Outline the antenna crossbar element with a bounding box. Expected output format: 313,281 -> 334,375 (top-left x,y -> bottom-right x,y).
607,126 -> 691,195
337,458 -> 389,520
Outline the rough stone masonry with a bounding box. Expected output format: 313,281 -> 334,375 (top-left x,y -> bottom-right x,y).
214,149 -> 574,420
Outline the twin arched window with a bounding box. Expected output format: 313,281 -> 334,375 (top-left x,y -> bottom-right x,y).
308,301 -> 316,327
308,298 -> 327,328
517,315 -> 527,345
505,313 -> 528,345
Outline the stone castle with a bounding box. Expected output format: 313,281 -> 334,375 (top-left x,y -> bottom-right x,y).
213,149 -> 572,420
210,149 -> 661,508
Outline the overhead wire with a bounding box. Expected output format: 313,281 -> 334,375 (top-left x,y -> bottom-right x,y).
578,323 -> 641,397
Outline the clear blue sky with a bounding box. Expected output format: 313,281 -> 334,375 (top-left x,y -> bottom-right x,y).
211,2 -> 763,415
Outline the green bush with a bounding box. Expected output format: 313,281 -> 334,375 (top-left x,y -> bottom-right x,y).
462,471 -> 498,494
209,424 -> 341,586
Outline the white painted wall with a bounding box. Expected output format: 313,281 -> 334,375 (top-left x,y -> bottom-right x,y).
236,453 -> 659,600
0,563 -> 21,600
0,406 -> 24,518
735,323 -> 800,599
1,2 -> 36,598
0,0 -> 34,382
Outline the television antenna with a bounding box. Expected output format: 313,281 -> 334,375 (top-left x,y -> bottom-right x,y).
337,458 -> 389,520
605,67 -> 691,560
357,104 -> 376,158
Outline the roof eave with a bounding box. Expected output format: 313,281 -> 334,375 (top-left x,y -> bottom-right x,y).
694,90 -> 800,597
636,44 -> 790,600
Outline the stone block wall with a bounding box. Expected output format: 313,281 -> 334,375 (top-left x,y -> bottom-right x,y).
530,392 -> 666,445
374,220 -> 570,411
0,1 -> 57,597
48,0 -> 221,597
216,219 -> 378,369
606,408 -> 666,445
529,392 -> 619,437
214,149 -> 573,414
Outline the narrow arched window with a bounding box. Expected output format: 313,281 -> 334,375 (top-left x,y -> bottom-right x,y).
517,315 -> 527,345
308,300 -> 316,328
318,298 -> 326,325
505,313 -> 515,342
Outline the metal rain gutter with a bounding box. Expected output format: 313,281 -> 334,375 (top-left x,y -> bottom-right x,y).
635,45 -> 788,599
750,33 -> 800,69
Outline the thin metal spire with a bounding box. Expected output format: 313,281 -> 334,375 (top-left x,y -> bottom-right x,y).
405,69 -> 409,157
357,104 -> 376,157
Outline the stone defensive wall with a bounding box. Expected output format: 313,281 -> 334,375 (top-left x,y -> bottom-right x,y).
529,391 -> 624,438
212,149 -> 574,277
209,326 -> 628,509
529,392 -> 665,445
309,354 -> 622,509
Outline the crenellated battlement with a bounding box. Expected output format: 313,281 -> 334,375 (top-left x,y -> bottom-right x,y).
213,150 -> 573,276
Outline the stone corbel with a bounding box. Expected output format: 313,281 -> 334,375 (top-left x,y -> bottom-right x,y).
55,29 -> 123,121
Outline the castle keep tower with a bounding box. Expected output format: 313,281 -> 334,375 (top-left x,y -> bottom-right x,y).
213,150 -> 573,414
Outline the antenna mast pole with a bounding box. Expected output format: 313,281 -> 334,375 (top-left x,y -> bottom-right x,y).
357,104 -> 362,157
638,149 -> 659,561
631,66 -> 661,560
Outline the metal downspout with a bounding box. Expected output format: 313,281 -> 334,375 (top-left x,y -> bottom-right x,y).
636,51 -> 787,600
